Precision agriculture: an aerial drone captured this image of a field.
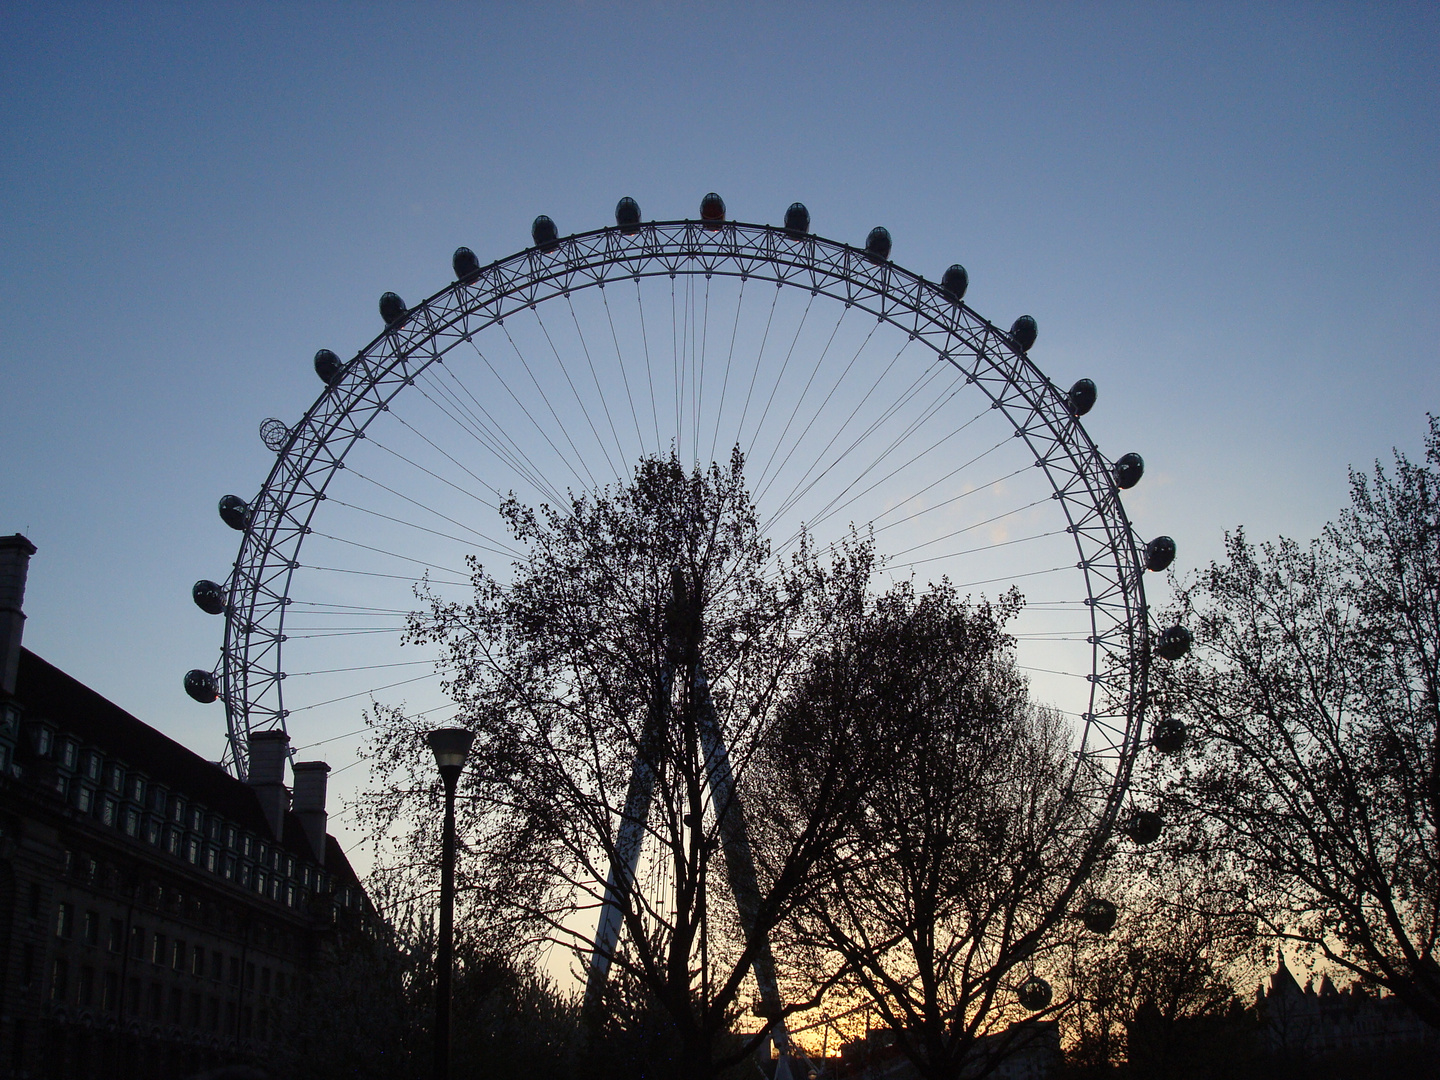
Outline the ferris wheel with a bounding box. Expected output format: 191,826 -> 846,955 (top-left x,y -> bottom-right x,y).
184,192 -> 1187,1043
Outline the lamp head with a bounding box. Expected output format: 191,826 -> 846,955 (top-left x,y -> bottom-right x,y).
426,727 -> 475,782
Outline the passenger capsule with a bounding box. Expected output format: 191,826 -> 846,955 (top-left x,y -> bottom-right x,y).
1145,535 -> 1177,572
313,349 -> 342,386
1010,315 -> 1038,352
1155,625 -> 1193,661
1121,810 -> 1163,846
1151,716 -> 1188,753
183,669 -> 219,704
1017,976 -> 1053,1011
941,264 -> 968,302
531,215 -> 560,251
1081,898 -> 1118,934
865,226 -> 892,262
1114,452 -> 1145,490
615,197 -> 642,233
192,579 -> 226,615
784,202 -> 810,235
379,292 -> 408,326
1067,378 -> 1097,417
452,247 -> 481,283
218,495 -> 251,531
700,192 -> 726,225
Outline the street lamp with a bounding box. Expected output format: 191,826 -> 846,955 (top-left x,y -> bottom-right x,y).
426,727 -> 475,1080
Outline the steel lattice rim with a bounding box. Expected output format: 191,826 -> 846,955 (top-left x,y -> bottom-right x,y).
214,217 -> 1152,843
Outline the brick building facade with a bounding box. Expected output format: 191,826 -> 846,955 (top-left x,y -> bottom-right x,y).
0,535 -> 368,1079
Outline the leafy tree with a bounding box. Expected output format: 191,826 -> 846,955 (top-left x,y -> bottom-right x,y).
1153,414 -> 1440,1028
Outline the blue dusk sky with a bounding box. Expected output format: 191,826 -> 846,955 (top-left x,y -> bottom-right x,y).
2,3 -> 1437,860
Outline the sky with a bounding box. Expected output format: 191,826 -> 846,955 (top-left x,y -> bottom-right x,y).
2,2 -> 1437,865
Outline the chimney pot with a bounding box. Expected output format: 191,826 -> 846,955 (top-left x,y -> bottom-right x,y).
0,534 -> 37,698
292,761 -> 330,862
246,729 -> 290,840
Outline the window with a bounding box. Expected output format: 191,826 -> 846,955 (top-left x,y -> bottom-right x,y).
207,997 -> 219,1032
209,949 -> 222,981
123,808 -> 139,837
168,986 -> 183,1023
223,855 -> 236,881
171,939 -> 185,971
188,991 -> 201,1028
53,774 -> 67,798
129,776 -> 144,802
82,910 -> 98,947
170,797 -> 184,823
191,944 -> 204,977
107,764 -> 122,791
78,966 -> 94,1007
20,943 -> 34,988
229,956 -> 241,986
148,982 -> 162,1019
151,933 -> 166,965
255,872 -> 266,896
126,976 -> 139,1016
145,818 -> 160,845
245,961 -> 255,990
84,752 -> 101,781
107,918 -> 123,953
129,925 -> 145,960
165,828 -> 180,856
49,958 -> 68,1002
36,727 -> 53,756
186,837 -> 200,864
75,786 -> 92,813
190,807 -> 203,832
102,971 -> 118,1012
205,847 -> 218,873
101,798 -> 116,827
61,741 -> 76,769
225,826 -> 236,850
55,902 -> 73,939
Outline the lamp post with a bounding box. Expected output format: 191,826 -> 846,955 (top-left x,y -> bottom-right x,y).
426,727 -> 475,1080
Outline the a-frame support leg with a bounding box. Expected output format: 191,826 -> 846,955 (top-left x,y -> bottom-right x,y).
694,662 -> 795,1080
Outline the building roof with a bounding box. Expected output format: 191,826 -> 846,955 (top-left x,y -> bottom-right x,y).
13,647 -> 359,885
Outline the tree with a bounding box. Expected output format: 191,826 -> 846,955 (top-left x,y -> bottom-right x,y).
775,579 -> 1103,1080
359,450 -> 885,1079
1153,414 -> 1440,1028
1059,859 -> 1260,1076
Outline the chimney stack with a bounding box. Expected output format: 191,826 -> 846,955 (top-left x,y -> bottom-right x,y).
247,730 -> 290,840
0,534 -> 37,698
292,761 -> 331,863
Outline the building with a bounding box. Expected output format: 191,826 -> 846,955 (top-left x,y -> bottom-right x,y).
0,535 -> 369,1079
1256,953 -> 1436,1059
836,1019 -> 1061,1080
